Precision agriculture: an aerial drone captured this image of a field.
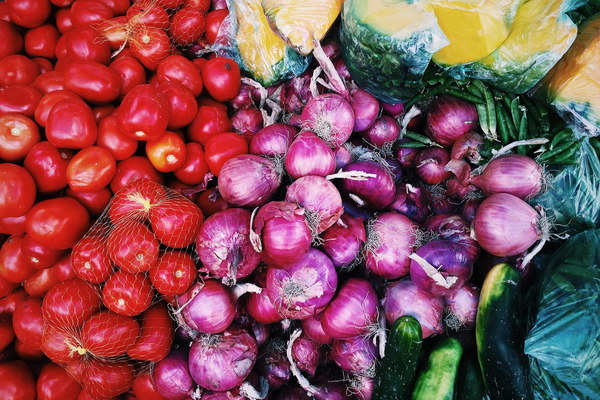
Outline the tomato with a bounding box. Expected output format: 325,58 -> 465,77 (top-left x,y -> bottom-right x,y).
0,288 -> 27,313
23,141 -> 73,193
109,56 -> 146,99
204,131 -> 248,176
192,57 -> 207,74
37,362 -> 82,400
149,250 -> 196,296
20,234 -> 66,269
196,187 -> 229,217
31,58 -> 52,74
0,114 -> 39,162
52,254 -> 76,281
70,0 -> 114,29
82,359 -> 135,399
46,99 -> 97,149
71,235 -> 113,283
102,270 -> 154,316
0,85 -> 43,118
0,314 -> 14,352
96,16 -> 128,51
145,131 -> 187,173
174,142 -> 209,185
149,196 -> 203,248
201,57 -> 241,102
55,8 -> 74,34
169,7 -> 205,46
67,146 -> 117,193
157,82 -> 198,131
12,297 -> 44,348
40,325 -> 83,364
106,220 -> 159,273
23,267 -> 60,297
126,0 -> 169,29
26,197 -> 90,250
184,0 -> 210,12
0,236 -> 35,283
157,55 -> 203,97
66,186 -> 112,215
204,9 -> 228,45
23,23 -> 59,59
0,20 -> 23,59
131,372 -> 165,400
0,164 -> 36,218
0,360 -> 36,400
14,337 -> 45,360
6,0 -> 51,28
81,310 -> 139,357
99,0 -> 130,15
92,104 -> 115,122
187,104 -> 232,145
34,90 -> 82,128
107,178 -> 166,222
64,61 -> 121,104
42,278 -> 101,328
117,84 -> 170,141
156,0 -> 183,9
0,55 -> 41,86
111,156 -> 165,196
64,27 -> 111,65
96,115 -> 137,161
127,302 -> 173,361
130,25 -> 171,71
0,215 -> 27,236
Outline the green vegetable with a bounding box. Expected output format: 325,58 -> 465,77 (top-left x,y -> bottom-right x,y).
455,353 -> 486,400
411,337 -> 463,400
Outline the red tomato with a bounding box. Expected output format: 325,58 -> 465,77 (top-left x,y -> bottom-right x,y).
92,104 -> 115,122
31,57 -> 53,74
158,82 -> 198,130
70,0 -> 114,29
37,362 -> 82,400
192,57 -> 207,74
42,278 -> 101,328
198,96 -> 228,112
169,7 -> 205,46
81,310 -> 139,357
64,27 -> 111,65
20,234 -> 66,269
102,270 -> 154,316
129,25 -> 171,71
0,360 -> 36,400
0,55 -> 41,86
0,114 -> 40,162
34,90 -> 82,127
67,146 -> 117,193
204,9 -> 228,45
52,253 -> 76,281
23,23 -> 59,59
107,178 -> 166,222
131,372 -> 165,400
71,235 -> 114,284
12,297 -> 44,348
174,142 -> 209,185
26,197 -> 91,250
106,220 -> 159,273
117,84 -> 169,141
46,99 -> 97,149
96,16 -> 128,51
23,267 -> 60,297
0,164 -> 36,218
184,0 -> 210,12
41,325 -> 83,364
55,8 -> 74,34
82,359 -> 135,399
0,20 -> 23,59
34,75 -> 65,101
149,196 -> 203,248
0,288 -> 27,313
0,236 -> 35,283
64,61 -> 121,104
149,250 -> 196,296
109,56 -> 147,99
23,141 -> 73,193
204,131 -> 248,176
201,57 -> 241,102
0,215 -> 27,237
145,131 -> 187,172
0,314 -> 14,353
196,187 -> 229,217
96,115 -> 138,161
187,104 -> 232,145
66,186 -> 112,215
126,0 -> 169,29
156,55 -> 203,97
0,85 -> 42,118
6,0 -> 51,28
127,302 -> 173,361
14,337 -> 45,360
99,0 -> 130,15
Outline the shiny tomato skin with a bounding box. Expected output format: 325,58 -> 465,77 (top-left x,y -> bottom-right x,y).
158,81 -> 198,130
109,56 -> 146,99
149,250 -> 196,296
184,0 -> 210,12
131,372 -> 165,400
169,7 -> 205,46
64,27 -> 111,65
37,362 -> 82,400
0,314 -> 14,353
0,164 -> 36,218
100,0 -> 130,15
0,288 -> 27,313
0,360 -> 36,400
107,178 -> 166,222
102,270 -> 154,316
55,8 -> 74,33
70,0 -> 114,29
130,26 -> 171,71
0,55 -> 40,86
81,310 -> 139,357
110,156 -> 165,194
33,71 -> 66,96
23,266 -> 60,297
0,236 -> 35,283
82,359 -> 135,400
0,20 -> 23,59
195,186 -> 229,217
31,57 -> 53,74
201,57 -> 241,102
12,297 -> 44,348
42,278 -> 101,328
52,253 -> 76,281
145,130 -> 187,173
174,142 -> 209,185
64,61 -> 121,104
204,131 -> 248,176
149,196 -> 203,248
0,215 -> 27,236
106,220 -> 159,273
92,104 -> 115,122
204,9 -> 228,45
96,16 -> 128,51
66,186 -> 112,216
67,146 -> 117,193
40,325 -> 83,364
25,197 -> 91,250
156,0 -> 183,9
24,23 -> 59,59
0,85 -> 42,118
96,115 -> 138,161
187,104 -> 232,145
34,90 -> 82,128
46,99 -> 97,149
0,114 -> 40,162
71,235 -> 114,284
23,141 -> 72,194
126,0 -> 169,29
127,302 -> 173,361
20,234 -> 66,269
117,84 -> 170,141
6,0 -> 51,28
14,337 -> 45,360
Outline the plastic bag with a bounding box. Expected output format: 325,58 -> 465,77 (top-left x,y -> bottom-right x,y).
525,229 -> 600,400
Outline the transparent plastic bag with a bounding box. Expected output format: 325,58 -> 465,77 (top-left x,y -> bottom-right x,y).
525,229 -> 600,400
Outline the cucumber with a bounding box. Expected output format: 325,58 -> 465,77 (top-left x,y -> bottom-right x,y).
372,315 -> 422,400
476,263 -> 530,400
411,337 -> 462,400
455,353 -> 485,400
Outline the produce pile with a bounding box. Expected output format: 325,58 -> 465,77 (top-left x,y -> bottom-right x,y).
0,0 -> 599,399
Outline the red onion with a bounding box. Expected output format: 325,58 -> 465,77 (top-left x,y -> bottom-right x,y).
389,183 -> 429,223
284,131 -> 336,179
300,94 -> 355,148
321,278 -> 378,339
251,323 -> 270,348
300,312 -> 332,344
230,83 -> 261,110
211,0 -> 227,10
188,326 -> 258,391
246,267 -> 282,324
231,108 -> 264,135
178,280 -> 235,334
471,154 -> 543,200
382,279 -> 444,338
443,284 -> 479,330
385,158 -> 404,182
423,184 -> 455,215
334,58 -> 351,80
424,214 -> 480,262
218,154 -> 281,208
291,332 -> 325,376
415,147 -> 452,185
257,337 -> 291,391
409,240 -> 473,297
349,375 -> 375,400
196,208 -> 261,284
281,72 -> 314,115
425,96 -> 478,147
395,143 -> 418,169
459,199 -> 480,223
381,101 -> 405,117
196,188 -> 229,217
340,161 -> 396,210
265,248 -> 338,320
253,201 -> 312,267
153,349 -> 197,400
250,124 -> 298,156
334,145 -> 353,169
331,335 -> 377,377
285,176 -> 343,234
451,131 -> 483,163
365,212 -> 417,279
361,116 -> 400,149
320,213 -> 366,269
351,89 -> 379,132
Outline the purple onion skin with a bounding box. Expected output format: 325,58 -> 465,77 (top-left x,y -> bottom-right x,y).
320,213 -> 366,269
300,312 -> 332,344
331,335 -> 377,376
230,83 -> 260,110
381,101 -> 405,117
389,184 -> 429,223
231,107 -> 264,135
246,286 -> 282,325
250,123 -> 298,156
284,131 -> 336,179
276,386 -> 313,400
257,339 -> 291,391
410,240 -> 473,297
365,212 -> 417,280
415,147 -> 452,185
424,214 -> 480,262
153,348 -> 195,400
471,154 -> 543,200
265,248 -> 338,320
281,72 -> 314,115
385,158 -> 404,182
396,143 -> 418,169
459,199 -> 480,223
292,332 -> 325,376
178,280 -> 235,334
426,95 -> 478,147
286,176 -> 343,233
334,145 -> 353,169
361,115 -> 400,148
252,323 -> 270,347
351,375 -> 375,400
189,326 -> 258,392
321,278 -> 379,339
443,284 -> 479,330
351,89 -> 380,132
300,93 -> 355,148
196,208 -> 261,282
341,161 -> 396,210
334,58 -> 351,80
382,279 -> 444,338
288,113 -> 302,127
424,184 -> 456,215
211,0 -> 227,9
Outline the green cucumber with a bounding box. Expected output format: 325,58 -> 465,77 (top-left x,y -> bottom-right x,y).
411,337 -> 462,400
455,353 -> 485,400
476,263 -> 529,400
372,316 -> 422,400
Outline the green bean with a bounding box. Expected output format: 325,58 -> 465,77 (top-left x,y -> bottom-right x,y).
589,138 -> 600,159
404,131 -> 437,146
472,80 -> 497,140
476,103 -> 491,140
537,140 -> 575,162
549,128 -> 573,149
499,102 -> 518,141
495,103 -> 510,144
398,141 -> 427,148
466,82 -> 483,98
441,88 -> 484,104
510,97 -> 522,129
550,142 -> 582,164
521,97 -> 550,133
517,111 -> 528,155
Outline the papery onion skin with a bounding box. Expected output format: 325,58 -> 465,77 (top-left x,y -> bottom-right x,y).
381,101 -> 405,118
321,278 -> 378,339
178,280 -> 235,334
473,193 -> 542,257
300,312 -> 332,344
286,176 -> 343,234
292,332 -> 325,376
415,147 -> 452,185
334,145 -> 353,169
331,335 -> 377,376
281,72 -> 314,115
396,142 -> 418,169
425,95 -> 478,147
459,199 -> 480,223
351,89 -> 379,132
424,214 -> 480,262
340,161 -> 396,210
471,154 -> 543,200
350,374 -> 375,400
361,115 -> 400,149
300,93 -> 355,148
284,131 -> 336,179
320,213 -> 366,269
388,184 -> 429,223
231,107 -> 264,135
365,212 -> 417,279
250,124 -> 298,156
246,267 -> 282,325
256,338 -> 291,391
153,348 -> 196,400
443,284 -> 479,330
382,279 -> 444,338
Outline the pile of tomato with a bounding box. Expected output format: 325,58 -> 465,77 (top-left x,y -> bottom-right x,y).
0,0 -> 253,397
